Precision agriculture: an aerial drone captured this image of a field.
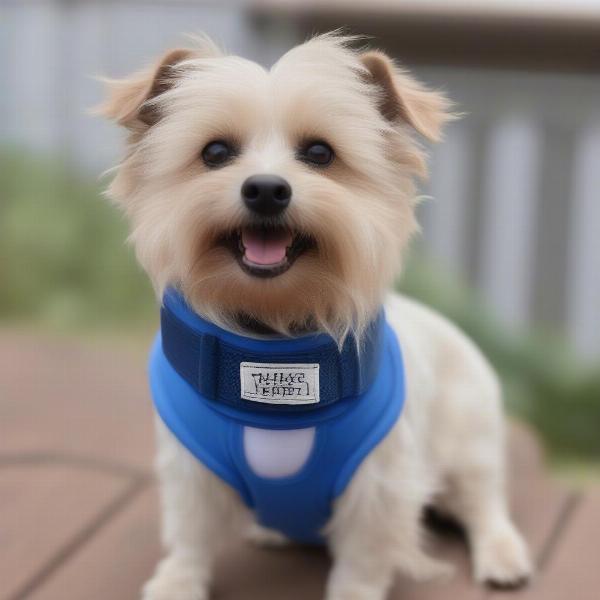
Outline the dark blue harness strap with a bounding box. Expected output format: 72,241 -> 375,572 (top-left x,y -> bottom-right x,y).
198,333 -> 219,401
160,306 -> 206,389
160,296 -> 384,412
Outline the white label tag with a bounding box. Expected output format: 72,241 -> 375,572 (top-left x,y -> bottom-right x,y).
240,362 -> 320,405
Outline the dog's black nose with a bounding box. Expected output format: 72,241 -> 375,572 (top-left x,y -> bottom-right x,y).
241,174 -> 292,216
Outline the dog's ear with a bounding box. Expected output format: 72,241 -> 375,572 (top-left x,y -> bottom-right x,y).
360,50 -> 454,141
96,48 -> 198,129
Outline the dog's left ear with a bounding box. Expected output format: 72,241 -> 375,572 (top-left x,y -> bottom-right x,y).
95,48 -> 199,130
360,50 -> 454,142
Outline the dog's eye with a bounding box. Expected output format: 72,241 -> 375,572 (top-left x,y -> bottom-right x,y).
299,141 -> 334,167
201,141 -> 235,168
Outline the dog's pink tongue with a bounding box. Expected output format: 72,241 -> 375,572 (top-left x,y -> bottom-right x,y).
242,228 -> 292,265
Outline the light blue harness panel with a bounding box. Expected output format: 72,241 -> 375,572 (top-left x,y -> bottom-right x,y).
149,290 -> 406,545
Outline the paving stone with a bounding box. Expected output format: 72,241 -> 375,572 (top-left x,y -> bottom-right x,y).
509,491 -> 600,600
0,331 -> 155,472
27,484 -> 160,600
0,462 -> 134,600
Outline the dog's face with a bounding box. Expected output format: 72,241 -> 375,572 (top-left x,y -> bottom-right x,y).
100,34 -> 451,338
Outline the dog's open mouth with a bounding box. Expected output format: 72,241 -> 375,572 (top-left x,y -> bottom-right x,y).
224,226 -> 313,278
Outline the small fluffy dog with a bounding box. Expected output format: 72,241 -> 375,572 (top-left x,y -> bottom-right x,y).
99,33 -> 532,600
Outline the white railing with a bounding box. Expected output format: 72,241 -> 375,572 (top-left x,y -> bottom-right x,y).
419,66 -> 600,359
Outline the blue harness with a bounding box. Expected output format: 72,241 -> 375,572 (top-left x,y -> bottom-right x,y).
149,289 -> 405,544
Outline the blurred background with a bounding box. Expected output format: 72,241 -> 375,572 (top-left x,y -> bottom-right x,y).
1,2 -> 600,598
2,0 -> 598,461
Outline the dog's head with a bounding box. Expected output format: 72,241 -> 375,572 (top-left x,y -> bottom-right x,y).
99,33 -> 452,339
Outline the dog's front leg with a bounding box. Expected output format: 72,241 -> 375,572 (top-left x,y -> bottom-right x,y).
143,420 -> 244,600
324,432 -> 453,600
325,505 -> 452,600
325,545 -> 397,600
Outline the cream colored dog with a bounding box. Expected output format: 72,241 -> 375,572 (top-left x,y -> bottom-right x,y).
100,33 -> 532,600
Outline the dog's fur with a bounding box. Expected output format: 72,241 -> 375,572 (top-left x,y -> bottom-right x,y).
99,33 -> 532,600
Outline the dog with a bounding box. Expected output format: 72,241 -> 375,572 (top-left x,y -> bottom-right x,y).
98,33 -> 532,600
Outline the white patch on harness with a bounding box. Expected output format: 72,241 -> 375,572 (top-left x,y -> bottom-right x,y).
243,426 -> 316,478
240,362 -> 320,405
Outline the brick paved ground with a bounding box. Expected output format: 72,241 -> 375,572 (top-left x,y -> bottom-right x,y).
1,331 -> 597,600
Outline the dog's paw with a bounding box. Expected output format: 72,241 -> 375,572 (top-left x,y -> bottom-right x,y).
245,522 -> 291,548
142,555 -> 209,600
473,522 -> 533,589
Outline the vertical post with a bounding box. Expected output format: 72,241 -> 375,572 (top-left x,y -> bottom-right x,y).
479,115 -> 541,328
567,120 -> 600,360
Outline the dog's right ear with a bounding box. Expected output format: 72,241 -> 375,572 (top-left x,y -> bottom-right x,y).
95,48 -> 198,130
360,50 -> 455,142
